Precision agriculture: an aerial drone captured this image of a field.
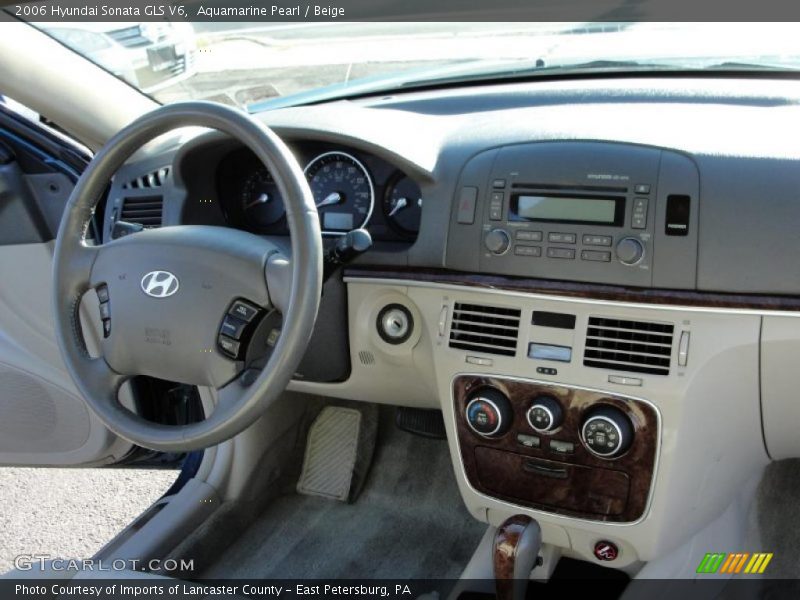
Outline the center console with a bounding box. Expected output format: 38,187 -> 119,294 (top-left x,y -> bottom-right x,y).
454,375 -> 658,523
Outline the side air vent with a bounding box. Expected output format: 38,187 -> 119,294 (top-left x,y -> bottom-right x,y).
449,302 -> 521,357
583,317 -> 674,376
119,195 -> 163,228
123,167 -> 170,190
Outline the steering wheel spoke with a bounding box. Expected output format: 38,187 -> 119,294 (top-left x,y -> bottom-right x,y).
52,102 -> 322,452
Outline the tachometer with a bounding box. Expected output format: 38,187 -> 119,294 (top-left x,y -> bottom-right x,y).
304,151 -> 374,233
383,173 -> 422,236
240,166 -> 285,229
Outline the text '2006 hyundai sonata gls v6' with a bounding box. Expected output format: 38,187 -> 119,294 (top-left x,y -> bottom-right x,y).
2,12 -> 800,600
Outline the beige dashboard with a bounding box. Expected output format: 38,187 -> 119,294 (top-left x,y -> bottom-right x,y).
287,274 -> 800,572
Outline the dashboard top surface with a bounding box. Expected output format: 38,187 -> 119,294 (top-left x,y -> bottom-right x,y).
111,75 -> 800,296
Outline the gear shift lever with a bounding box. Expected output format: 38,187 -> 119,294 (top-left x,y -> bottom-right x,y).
493,515 -> 542,600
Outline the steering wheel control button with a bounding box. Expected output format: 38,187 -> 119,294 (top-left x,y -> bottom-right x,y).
526,395 -> 564,433
376,304 -> 413,345
217,335 -> 241,359
465,388 -> 513,438
217,299 -> 266,360
582,406 -> 635,458
229,300 -> 260,323
220,315 -> 248,340
594,541 -> 619,561
96,285 -> 111,338
99,302 -> 111,320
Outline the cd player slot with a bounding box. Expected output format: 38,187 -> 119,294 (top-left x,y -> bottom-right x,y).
511,182 -> 629,194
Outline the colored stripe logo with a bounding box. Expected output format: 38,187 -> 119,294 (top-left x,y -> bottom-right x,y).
697,553 -> 773,574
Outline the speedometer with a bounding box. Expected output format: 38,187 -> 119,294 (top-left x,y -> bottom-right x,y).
304,151 -> 374,233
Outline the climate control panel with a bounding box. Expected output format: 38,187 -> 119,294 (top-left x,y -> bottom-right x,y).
454,375 -> 658,523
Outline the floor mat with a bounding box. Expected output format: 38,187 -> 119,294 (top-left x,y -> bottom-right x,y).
203,413 -> 486,579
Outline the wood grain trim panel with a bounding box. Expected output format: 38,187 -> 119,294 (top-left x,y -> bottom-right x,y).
344,266 -> 800,311
454,376 -> 658,523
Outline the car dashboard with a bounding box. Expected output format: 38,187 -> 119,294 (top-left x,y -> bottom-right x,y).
103,75 -> 800,574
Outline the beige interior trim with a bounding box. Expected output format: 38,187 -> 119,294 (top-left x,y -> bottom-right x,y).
0,22 -> 155,149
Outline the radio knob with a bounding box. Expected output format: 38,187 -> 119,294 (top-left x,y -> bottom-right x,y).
526,395 -> 564,433
484,228 -> 511,255
465,387 -> 513,438
616,237 -> 644,265
581,406 -> 634,458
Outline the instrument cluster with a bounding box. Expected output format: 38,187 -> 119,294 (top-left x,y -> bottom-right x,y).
217,144 -> 422,241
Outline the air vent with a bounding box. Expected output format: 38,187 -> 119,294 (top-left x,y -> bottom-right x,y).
123,167 -> 170,190
119,195 -> 163,228
449,302 -> 521,357
583,317 -> 674,376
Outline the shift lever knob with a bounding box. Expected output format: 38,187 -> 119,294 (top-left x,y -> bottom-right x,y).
493,515 -> 542,600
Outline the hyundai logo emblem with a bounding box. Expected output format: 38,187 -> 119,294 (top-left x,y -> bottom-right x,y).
140,271 -> 179,298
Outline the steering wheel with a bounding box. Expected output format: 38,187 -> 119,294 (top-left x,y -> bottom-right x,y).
52,102 -> 322,452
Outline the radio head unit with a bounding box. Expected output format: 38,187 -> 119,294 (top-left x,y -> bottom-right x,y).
447,141 -> 700,289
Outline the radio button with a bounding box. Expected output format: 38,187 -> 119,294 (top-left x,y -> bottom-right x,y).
632,197 -> 648,229
582,234 -> 612,247
616,237 -> 645,265
515,230 -> 543,242
489,191 -> 504,221
485,229 -> 511,255
492,179 -> 507,189
548,232 -> 577,244
634,184 -> 651,194
514,245 -> 542,257
546,247 -> 576,260
581,250 -> 612,262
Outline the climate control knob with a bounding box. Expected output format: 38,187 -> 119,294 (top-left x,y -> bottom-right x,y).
465,388 -> 513,438
616,237 -> 645,265
526,395 -> 564,433
484,228 -> 511,255
581,406 -> 634,458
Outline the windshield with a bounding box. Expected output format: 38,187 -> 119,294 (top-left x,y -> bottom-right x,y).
34,22 -> 800,110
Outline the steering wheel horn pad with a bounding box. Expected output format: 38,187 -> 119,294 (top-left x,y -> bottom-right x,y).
52,102 -> 323,452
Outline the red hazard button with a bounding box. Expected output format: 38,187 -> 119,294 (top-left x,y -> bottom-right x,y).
594,541 -> 619,561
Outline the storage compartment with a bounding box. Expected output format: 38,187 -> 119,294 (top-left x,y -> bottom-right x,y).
474,446 -> 630,516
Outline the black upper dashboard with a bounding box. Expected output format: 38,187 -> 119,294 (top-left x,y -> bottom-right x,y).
106,75 -> 800,295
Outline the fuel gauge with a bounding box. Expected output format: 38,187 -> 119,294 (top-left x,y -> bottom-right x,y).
383,173 -> 422,237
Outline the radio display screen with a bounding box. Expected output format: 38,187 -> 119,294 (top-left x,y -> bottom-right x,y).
510,194 -> 624,226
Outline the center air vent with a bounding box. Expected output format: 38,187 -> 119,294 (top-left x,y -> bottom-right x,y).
449,302 -> 521,357
583,317 -> 674,376
119,195 -> 163,228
